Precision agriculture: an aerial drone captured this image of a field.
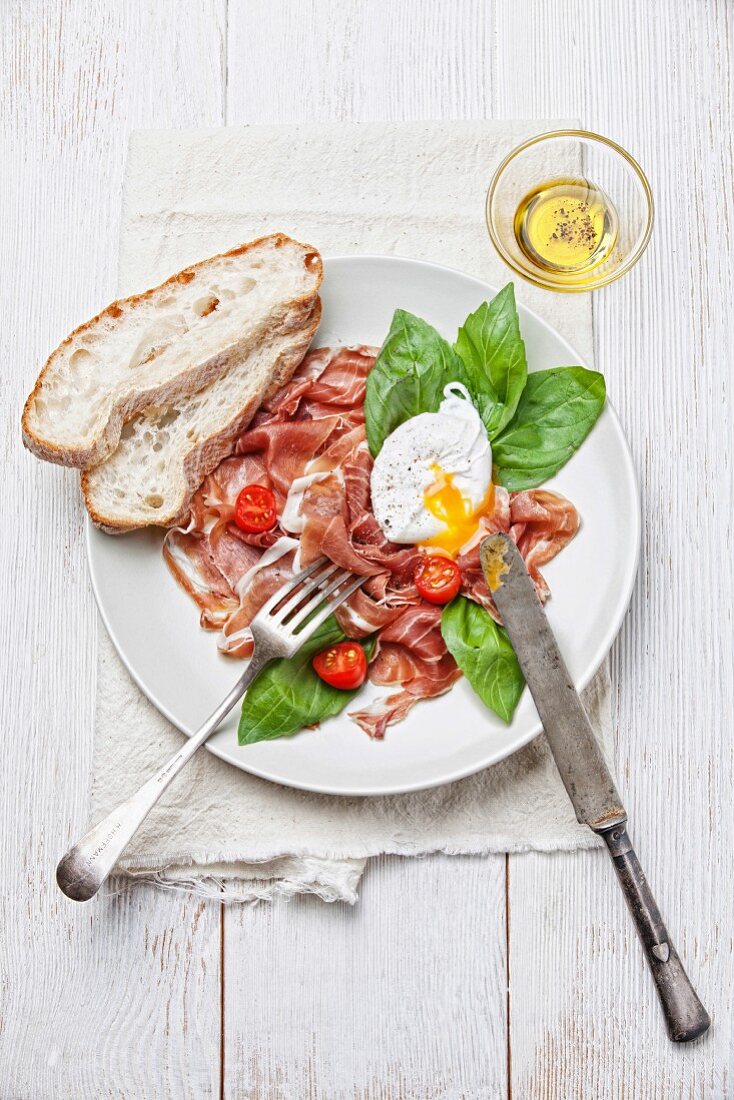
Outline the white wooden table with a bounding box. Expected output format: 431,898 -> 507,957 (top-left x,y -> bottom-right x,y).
2,2 -> 732,1096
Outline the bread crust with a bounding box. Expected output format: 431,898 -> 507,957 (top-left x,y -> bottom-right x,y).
21,234 -> 323,468
81,297 -> 322,533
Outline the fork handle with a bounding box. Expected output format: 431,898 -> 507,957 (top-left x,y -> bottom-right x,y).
56,653 -> 268,902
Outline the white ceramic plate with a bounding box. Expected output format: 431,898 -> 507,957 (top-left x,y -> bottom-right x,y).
88,255 -> 640,796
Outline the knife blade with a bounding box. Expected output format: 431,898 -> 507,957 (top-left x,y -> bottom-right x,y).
480,532 -> 710,1043
480,532 -> 625,830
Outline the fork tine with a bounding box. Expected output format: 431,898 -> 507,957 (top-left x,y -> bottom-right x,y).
256,556 -> 330,618
268,561 -> 342,624
290,574 -> 365,639
283,567 -> 354,631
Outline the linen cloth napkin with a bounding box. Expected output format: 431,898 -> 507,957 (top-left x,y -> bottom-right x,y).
91,121 -> 615,903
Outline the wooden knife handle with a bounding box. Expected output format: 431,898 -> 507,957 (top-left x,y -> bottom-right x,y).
599,824 -> 711,1042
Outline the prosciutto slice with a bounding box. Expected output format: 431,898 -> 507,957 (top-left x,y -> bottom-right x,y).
163,346 -> 580,738
457,486 -> 579,620
350,606 -> 463,739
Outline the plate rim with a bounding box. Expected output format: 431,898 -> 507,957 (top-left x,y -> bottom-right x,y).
87,252 -> 640,796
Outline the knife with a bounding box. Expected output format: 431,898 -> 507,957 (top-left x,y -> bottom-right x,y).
480,533 -> 710,1043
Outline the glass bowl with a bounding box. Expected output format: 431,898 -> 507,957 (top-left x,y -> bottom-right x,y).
486,130 -> 653,292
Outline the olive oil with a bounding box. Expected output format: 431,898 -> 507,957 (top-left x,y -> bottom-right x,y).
513,177 -> 619,277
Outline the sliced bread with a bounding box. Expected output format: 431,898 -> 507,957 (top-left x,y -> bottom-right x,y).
22,234 -> 322,468
81,297 -> 322,532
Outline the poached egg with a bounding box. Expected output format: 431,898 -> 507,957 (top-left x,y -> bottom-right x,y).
370,383 -> 494,557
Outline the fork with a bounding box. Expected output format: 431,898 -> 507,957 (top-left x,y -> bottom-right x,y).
56,557 -> 363,902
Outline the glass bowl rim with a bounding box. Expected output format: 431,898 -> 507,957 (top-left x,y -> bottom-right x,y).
485,128 -> 654,292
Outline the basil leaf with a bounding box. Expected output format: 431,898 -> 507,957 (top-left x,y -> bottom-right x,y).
441,597 -> 524,723
454,283 -> 527,438
492,366 -> 606,491
364,309 -> 472,456
238,617 -> 375,745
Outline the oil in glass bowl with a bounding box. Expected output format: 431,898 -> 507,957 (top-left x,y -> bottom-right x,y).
513,177 -> 619,278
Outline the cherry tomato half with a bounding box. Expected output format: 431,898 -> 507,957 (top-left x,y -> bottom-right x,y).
414,554 -> 462,604
233,484 -> 278,533
312,641 -> 368,691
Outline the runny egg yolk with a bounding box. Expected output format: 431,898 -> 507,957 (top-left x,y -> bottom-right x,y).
420,465 -> 495,558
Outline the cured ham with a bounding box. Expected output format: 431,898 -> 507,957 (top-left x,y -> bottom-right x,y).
162,348 -> 375,630
509,489 -> 580,598
350,606 -> 463,739
219,540 -> 298,658
163,345 -> 580,738
457,486 -> 578,622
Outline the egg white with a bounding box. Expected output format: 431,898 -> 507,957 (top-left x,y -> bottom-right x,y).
370,383 -> 492,545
